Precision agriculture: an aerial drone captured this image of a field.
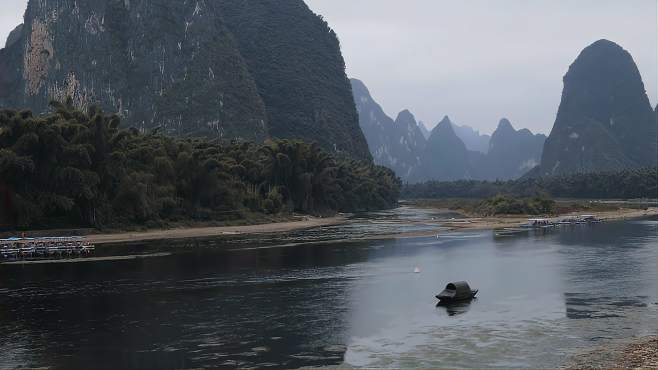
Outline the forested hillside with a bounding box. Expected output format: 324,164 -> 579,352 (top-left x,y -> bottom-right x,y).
0,0 -> 370,160
402,167 -> 657,200
218,0 -> 371,160
0,102 -> 400,230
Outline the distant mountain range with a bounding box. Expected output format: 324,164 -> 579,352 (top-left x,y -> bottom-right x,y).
451,124 -> 491,154
352,80 -> 546,182
0,0 -> 371,160
410,116 -> 473,181
354,39 -> 656,182
479,119 -> 546,180
350,79 -> 425,178
419,120 -> 491,154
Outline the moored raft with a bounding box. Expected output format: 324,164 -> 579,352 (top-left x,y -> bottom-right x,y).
0,236 -> 95,261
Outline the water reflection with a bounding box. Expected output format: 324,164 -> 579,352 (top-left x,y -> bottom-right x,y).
0,212 -> 656,369
564,293 -> 648,319
437,300 -> 475,316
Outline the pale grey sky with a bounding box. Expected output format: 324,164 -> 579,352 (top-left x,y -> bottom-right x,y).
2,0 -> 657,134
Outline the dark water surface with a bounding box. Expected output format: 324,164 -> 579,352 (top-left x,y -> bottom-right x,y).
0,209 -> 656,369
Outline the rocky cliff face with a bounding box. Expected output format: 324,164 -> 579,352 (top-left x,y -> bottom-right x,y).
411,116 -> 472,181
0,0 -> 268,141
0,0 -> 370,159
481,119 -> 546,180
538,39 -> 657,175
351,79 -> 424,178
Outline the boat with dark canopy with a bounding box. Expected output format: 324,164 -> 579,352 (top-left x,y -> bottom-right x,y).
435,281 -> 478,305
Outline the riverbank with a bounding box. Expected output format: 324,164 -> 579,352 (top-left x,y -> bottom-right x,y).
86,215 -> 347,245
441,207 -> 658,233
6,206 -> 655,247
566,336 -> 658,368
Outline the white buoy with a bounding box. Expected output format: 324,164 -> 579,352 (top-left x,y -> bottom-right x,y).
414,267 -> 421,273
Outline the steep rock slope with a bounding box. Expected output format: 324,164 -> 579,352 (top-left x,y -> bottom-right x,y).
538,39 -> 657,175
0,0 -> 268,140
394,110 -> 427,176
351,79 -> 425,178
481,118 -> 546,180
418,121 -> 431,139
217,0 -> 370,160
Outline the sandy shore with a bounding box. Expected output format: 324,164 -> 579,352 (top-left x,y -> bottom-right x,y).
565,336 -> 658,369
86,216 -> 347,245
357,207 -> 658,241
441,207 -> 658,233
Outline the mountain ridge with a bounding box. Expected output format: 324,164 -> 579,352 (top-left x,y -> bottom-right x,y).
350,78 -> 425,177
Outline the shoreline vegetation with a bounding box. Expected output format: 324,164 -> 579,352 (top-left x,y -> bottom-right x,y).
0,101 -> 400,232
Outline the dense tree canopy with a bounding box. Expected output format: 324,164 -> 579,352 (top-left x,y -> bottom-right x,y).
402,167 -> 658,200
0,101 -> 400,230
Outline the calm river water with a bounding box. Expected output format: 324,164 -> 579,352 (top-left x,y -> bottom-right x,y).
0,208 -> 656,369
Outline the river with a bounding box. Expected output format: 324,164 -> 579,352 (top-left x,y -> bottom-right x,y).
0,208 -> 656,369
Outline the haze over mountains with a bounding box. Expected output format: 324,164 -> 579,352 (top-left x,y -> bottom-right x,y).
352,79 -> 547,182
354,39 -> 656,183
0,0 -> 371,160
451,124 -> 491,154
351,79 -> 425,178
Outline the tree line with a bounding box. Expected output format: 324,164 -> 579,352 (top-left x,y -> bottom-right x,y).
0,100 -> 400,230
402,167 -> 658,200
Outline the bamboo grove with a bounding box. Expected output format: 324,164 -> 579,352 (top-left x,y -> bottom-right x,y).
0,100 -> 400,230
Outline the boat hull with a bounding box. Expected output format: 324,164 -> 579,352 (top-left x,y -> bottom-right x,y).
436,289 -> 478,305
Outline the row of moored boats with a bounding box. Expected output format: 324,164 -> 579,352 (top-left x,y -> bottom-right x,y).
0,237 -> 95,261
496,215 -> 603,237
520,214 -> 602,229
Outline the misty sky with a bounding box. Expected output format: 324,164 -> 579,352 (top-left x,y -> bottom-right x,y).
2,0 -> 656,135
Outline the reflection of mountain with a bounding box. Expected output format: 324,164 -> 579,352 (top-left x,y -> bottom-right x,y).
0,244 -> 372,369
556,221 -> 657,342
564,293 -> 646,319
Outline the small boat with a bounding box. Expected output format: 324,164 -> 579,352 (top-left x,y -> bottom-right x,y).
579,215 -> 602,223
436,281 -> 478,305
521,218 -> 555,229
